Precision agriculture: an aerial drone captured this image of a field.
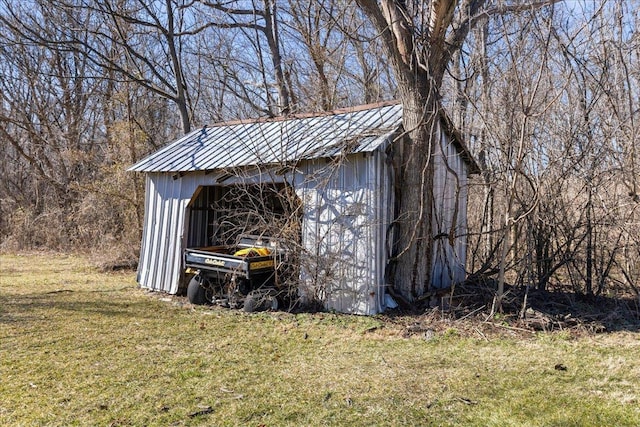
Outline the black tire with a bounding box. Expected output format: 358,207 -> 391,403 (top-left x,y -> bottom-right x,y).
243,290 -> 278,312
243,293 -> 258,312
187,275 -> 209,305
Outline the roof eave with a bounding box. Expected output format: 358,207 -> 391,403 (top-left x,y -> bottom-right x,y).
439,110 -> 481,175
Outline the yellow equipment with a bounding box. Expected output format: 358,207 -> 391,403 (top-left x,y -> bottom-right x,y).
233,247 -> 271,257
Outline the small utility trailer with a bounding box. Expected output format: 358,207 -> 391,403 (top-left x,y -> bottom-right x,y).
184,235 -> 289,311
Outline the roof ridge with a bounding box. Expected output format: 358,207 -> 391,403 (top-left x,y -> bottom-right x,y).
206,100 -> 401,128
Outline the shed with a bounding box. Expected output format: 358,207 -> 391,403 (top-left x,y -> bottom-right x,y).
129,102 -> 479,315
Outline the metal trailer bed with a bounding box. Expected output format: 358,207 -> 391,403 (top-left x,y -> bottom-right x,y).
184,235 -> 286,310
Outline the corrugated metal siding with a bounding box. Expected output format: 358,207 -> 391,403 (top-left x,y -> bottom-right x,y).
128,104 -> 403,173
431,124 -> 469,288
137,173 -> 207,293
295,151 -> 391,315
187,193 -> 210,248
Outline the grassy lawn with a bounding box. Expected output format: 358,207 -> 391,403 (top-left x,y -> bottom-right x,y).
1,253 -> 639,426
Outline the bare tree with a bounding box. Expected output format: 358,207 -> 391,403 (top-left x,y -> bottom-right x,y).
0,0 -> 197,134
455,0 -> 640,309
284,0 -> 390,110
0,2 -> 102,246
0,0 -> 177,255
197,0 -> 293,116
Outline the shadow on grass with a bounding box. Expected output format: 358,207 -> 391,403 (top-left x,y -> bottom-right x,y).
0,288 -> 164,324
4,276 -> 639,335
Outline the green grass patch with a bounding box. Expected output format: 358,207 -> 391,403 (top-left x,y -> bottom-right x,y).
1,253 -> 639,426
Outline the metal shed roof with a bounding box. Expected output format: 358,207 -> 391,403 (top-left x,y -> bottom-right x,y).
129,102 -> 403,173
128,101 -> 479,174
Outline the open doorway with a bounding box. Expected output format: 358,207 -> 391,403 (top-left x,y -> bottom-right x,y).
186,182 -> 301,248
184,181 -> 302,310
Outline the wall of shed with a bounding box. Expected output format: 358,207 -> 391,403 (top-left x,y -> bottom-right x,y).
294,152 -> 390,315
431,131 -> 470,288
137,172 -> 216,294
291,130 -> 471,312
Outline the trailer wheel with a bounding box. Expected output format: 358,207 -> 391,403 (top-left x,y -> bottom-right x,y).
187,275 -> 210,305
243,290 -> 278,312
243,294 -> 258,312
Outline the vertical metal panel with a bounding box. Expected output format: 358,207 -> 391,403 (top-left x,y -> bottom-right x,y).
136,176 -> 153,286
136,173 -> 203,294
295,152 -> 390,315
374,149 -> 393,310
431,124 -> 469,288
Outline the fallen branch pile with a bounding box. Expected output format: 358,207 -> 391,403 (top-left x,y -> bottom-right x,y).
438,277 -> 640,333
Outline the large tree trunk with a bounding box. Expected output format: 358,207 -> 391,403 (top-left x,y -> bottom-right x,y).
356,0 -> 449,301
391,89 -> 440,300
355,0 -> 493,302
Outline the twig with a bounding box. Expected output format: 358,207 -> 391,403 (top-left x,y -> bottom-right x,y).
189,406 -> 213,417
519,285 -> 529,320
456,305 -> 486,322
489,322 -> 535,334
474,327 -> 489,341
456,397 -> 477,405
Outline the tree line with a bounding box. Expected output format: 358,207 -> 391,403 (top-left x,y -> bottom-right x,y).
1,0 -> 638,304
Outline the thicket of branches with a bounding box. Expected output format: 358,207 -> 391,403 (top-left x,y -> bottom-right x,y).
1,0 -> 639,302
449,1 -> 640,302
